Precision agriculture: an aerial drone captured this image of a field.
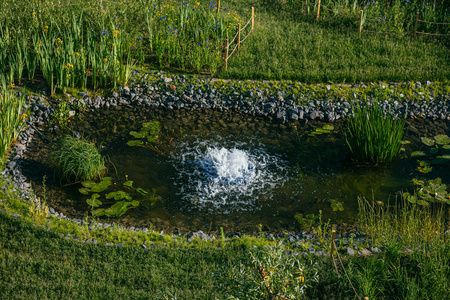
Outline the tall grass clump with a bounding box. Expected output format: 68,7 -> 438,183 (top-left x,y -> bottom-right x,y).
0,78 -> 27,165
52,135 -> 105,182
345,102 -> 405,165
357,197 -> 450,298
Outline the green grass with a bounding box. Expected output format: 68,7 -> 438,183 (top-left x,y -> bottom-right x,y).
345,101 -> 405,164
52,135 -> 105,183
0,212 -> 250,299
219,0 -> 450,82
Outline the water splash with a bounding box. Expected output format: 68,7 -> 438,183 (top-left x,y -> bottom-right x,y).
200,147 -> 255,184
171,137 -> 287,213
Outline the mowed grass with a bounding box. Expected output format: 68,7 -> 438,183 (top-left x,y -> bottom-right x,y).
219,0 -> 450,82
0,212 -> 248,299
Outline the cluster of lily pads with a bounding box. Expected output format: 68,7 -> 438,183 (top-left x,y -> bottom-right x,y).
411,134 -> 450,174
81,177 -> 160,217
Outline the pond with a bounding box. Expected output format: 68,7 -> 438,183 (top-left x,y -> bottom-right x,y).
23,106 -> 450,234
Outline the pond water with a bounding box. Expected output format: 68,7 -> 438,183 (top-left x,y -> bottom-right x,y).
24,106 -> 450,234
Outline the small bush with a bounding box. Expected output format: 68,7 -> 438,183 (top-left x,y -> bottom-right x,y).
52,135 -> 105,182
345,102 -> 405,165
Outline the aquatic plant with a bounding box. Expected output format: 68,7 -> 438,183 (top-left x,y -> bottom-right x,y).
81,176 -> 161,217
411,134 -> 450,174
403,177 -> 450,206
127,120 -> 173,155
52,135 -> 105,182
345,101 -> 405,165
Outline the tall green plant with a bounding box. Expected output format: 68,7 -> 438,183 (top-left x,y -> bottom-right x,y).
52,135 -> 105,183
345,101 -> 405,165
0,77 -> 27,165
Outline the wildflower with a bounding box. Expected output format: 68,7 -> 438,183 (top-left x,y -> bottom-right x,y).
32,12 -> 36,17
21,113 -> 28,121
104,58 -> 108,63
10,83 -> 14,88
75,52 -> 80,56
138,36 -> 143,41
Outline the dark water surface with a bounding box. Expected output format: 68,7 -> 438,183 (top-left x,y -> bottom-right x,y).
23,106 -> 450,234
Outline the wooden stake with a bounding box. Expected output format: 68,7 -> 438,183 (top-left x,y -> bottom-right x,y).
251,7 -> 255,30
237,23 -> 241,51
217,0 -> 220,14
224,39 -> 229,70
359,10 -> 364,36
414,11 -> 419,38
316,0 -> 321,21
330,228 -> 337,258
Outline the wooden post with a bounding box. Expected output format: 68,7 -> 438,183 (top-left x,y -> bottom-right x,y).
330,228 -> 337,258
251,7 -> 255,30
359,10 -> 364,36
224,38 -> 228,70
316,0 -> 321,21
414,11 -> 419,38
237,23 -> 241,51
217,0 -> 220,14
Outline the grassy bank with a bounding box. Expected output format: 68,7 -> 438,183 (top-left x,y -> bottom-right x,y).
0,0 -> 448,93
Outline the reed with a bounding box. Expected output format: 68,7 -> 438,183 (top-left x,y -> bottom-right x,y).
345,101 -> 405,165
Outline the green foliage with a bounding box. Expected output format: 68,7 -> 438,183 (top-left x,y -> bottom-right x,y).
80,176 -> 161,218
412,134 -> 450,174
215,242 -> 318,299
329,199 -> 344,211
345,102 -> 405,165
357,197 -> 450,299
0,78 -> 28,164
79,177 -> 112,194
127,120 -> 173,155
403,178 -> 450,206
51,101 -> 71,128
294,213 -> 317,228
307,124 -> 334,137
52,135 -> 105,182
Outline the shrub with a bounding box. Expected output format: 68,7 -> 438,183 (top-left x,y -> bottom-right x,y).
52,135 -> 105,182
345,102 -> 405,165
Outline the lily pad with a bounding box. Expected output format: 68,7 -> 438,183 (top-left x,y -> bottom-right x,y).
106,190 -> 132,201
434,134 -> 450,145
421,137 -> 435,146
86,193 -> 102,208
127,140 -> 144,147
79,177 -> 112,194
104,201 -> 132,217
411,151 -> 427,157
130,131 -> 147,139
92,208 -> 105,217
123,180 -> 134,187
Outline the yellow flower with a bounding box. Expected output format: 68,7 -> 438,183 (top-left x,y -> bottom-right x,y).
112,43 -> 116,46
21,113 -> 28,120
32,12 -> 36,17
103,58 -> 108,63
10,83 -> 14,88
75,52 -> 80,56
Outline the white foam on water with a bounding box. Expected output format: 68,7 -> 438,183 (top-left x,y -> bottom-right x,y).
170,137 -> 287,213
